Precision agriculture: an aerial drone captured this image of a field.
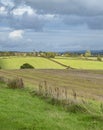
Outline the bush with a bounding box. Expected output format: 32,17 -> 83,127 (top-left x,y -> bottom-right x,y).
7,78 -> 24,89
20,63 -> 34,69
0,66 -> 1,69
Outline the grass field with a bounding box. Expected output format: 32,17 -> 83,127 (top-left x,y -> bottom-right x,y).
0,57 -> 64,69
0,82 -> 103,130
0,56 -> 103,70
53,57 -> 103,70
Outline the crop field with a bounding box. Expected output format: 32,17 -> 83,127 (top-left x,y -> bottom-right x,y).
0,57 -> 64,69
0,69 -> 103,101
53,57 -> 103,70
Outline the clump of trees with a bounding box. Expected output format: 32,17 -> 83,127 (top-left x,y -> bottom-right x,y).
85,50 -> 91,57
38,52 -> 56,58
45,52 -> 56,58
20,63 -> 34,69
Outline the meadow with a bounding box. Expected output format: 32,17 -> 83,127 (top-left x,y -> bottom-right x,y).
0,57 -> 64,69
53,56 -> 103,70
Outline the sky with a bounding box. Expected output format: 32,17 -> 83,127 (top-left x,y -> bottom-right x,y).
0,0 -> 103,52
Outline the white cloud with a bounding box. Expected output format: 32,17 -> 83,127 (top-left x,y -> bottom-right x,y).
0,6 -> 7,15
9,30 -> 24,40
43,14 -> 55,20
11,5 -> 35,16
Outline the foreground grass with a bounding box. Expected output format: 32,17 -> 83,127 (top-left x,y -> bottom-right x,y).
0,83 -> 103,130
0,57 -> 64,69
53,57 -> 103,70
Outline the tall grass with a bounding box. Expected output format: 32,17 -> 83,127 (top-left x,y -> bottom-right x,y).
30,81 -> 103,116
7,78 -> 24,89
1,77 -> 103,116
31,80 -> 90,113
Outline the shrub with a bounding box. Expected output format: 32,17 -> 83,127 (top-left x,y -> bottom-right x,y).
20,63 -> 34,69
7,78 -> 24,89
0,66 -> 1,69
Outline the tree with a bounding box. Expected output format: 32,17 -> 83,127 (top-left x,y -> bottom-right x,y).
45,52 -> 56,58
20,63 -> 34,69
85,50 -> 91,57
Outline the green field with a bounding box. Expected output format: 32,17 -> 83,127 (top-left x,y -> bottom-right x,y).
0,83 -> 103,130
0,57 -> 64,69
53,57 -> 103,70
0,56 -> 103,70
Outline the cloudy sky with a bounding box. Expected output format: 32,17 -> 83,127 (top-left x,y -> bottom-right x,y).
0,0 -> 103,51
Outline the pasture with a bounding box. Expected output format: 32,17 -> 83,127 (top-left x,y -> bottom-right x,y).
53,57 -> 103,70
0,57 -> 64,69
0,56 -> 103,70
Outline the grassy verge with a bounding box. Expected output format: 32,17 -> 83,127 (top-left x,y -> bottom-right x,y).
0,82 -> 103,130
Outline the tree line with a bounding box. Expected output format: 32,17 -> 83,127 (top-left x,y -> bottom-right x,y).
0,50 -> 102,60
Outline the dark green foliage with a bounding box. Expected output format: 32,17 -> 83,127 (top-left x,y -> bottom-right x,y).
20,63 -> 34,69
7,78 -> 24,89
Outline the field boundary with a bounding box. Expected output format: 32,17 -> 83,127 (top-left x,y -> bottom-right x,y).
46,57 -> 74,69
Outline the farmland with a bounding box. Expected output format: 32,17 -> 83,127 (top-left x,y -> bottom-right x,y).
53,57 -> 103,70
0,69 -> 103,101
0,57 -> 64,69
0,56 -> 103,70
0,56 -> 103,130
0,56 -> 103,100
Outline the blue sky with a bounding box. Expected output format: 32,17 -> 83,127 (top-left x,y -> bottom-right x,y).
0,0 -> 103,51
